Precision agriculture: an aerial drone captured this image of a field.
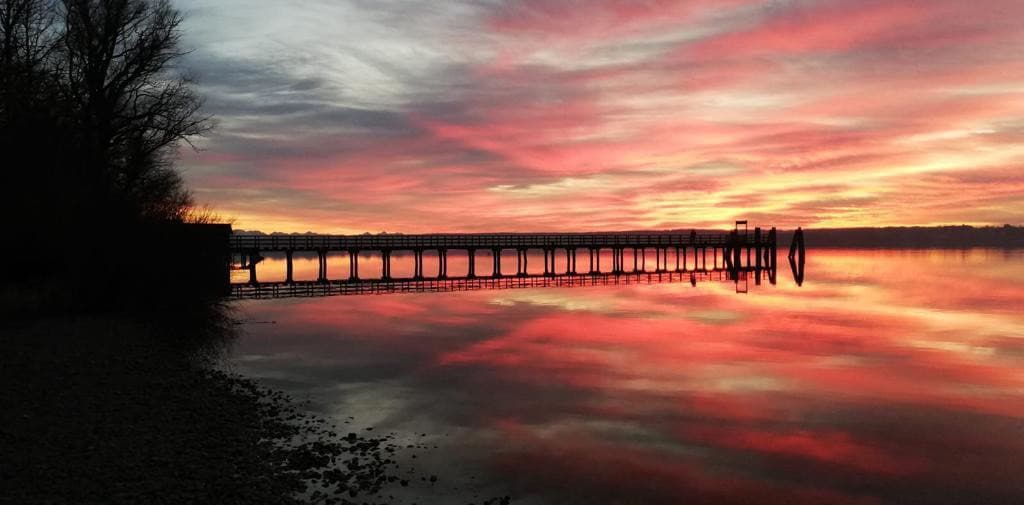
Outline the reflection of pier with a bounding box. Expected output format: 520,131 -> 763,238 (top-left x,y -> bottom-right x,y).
230,222 -> 778,286
230,267 -> 776,300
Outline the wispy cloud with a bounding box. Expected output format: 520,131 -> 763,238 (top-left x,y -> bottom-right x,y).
174,0 -> 1024,232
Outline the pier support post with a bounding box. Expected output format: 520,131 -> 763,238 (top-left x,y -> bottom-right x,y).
248,252 -> 259,285
493,249 -> 502,277
754,228 -> 762,271
381,250 -> 391,281
317,250 -> 327,283
675,247 -> 680,272
543,248 -> 550,276
516,248 -> 527,276
285,250 -> 294,284
349,250 -> 360,280
468,249 -> 476,278
724,240 -> 732,271
438,249 -> 448,279
414,250 -> 424,279
567,249 -> 575,275
641,248 -> 646,272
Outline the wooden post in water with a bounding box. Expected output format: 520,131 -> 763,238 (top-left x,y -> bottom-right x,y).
248,251 -> 258,285
733,239 -> 742,270
316,250 -> 327,283
754,228 -> 762,270
724,231 -> 735,271
380,250 -> 390,281
412,250 -> 422,279
788,227 -> 805,261
788,227 -> 805,287
285,250 -> 294,284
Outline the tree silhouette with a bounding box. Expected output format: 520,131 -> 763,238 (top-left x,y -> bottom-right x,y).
59,0 -> 210,220
1,0 -> 208,221
0,0 -> 212,287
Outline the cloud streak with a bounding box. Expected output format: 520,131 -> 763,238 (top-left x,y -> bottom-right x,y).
175,0 -> 1024,232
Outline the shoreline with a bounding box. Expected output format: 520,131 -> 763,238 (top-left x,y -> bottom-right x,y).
0,313 -> 404,505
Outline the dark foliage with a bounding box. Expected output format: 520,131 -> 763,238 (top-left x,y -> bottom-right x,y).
0,316 -> 399,505
0,0 -> 210,286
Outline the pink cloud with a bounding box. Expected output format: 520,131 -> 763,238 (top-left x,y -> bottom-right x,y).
185,0 -> 1024,233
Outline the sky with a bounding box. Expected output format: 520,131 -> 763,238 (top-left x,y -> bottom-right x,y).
173,0 -> 1024,234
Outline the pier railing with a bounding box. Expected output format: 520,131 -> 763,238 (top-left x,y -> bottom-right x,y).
230,231 -> 742,252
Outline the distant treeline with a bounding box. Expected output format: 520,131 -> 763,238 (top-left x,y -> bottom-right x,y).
780,226 -> 1024,249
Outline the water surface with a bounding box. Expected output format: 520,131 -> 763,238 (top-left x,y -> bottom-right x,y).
229,249 -> 1024,504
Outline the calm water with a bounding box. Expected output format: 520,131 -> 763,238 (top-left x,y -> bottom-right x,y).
228,249 -> 1024,504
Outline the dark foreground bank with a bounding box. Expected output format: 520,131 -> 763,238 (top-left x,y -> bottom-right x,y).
0,310 -> 419,505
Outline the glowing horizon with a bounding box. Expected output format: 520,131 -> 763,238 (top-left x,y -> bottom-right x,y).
176,0 -> 1024,234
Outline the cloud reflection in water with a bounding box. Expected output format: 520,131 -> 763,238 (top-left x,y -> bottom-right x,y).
231,249 -> 1024,504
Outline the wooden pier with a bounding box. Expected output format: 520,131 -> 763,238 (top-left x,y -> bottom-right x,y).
230,222 -> 778,286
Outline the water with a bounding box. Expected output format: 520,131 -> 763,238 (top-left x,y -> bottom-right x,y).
228,249 -> 1024,504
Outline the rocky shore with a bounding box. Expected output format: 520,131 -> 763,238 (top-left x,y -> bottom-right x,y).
0,312 -> 402,505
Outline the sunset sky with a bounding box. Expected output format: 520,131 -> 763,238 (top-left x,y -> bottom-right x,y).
175,0 -> 1024,234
